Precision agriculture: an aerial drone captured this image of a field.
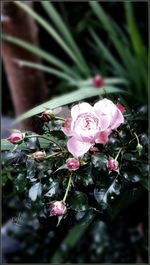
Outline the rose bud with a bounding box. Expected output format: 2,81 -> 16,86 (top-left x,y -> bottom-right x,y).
50,201 -> 66,216
32,151 -> 46,161
92,75 -> 104,88
7,132 -> 23,144
39,109 -> 55,121
106,159 -> 119,171
66,157 -> 80,171
116,103 -> 126,114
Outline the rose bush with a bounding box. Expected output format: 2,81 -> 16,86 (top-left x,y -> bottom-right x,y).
1,97 -> 148,263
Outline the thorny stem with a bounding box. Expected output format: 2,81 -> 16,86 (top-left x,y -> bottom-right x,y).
46,151 -> 67,159
62,174 -> 72,203
25,134 -> 63,150
115,148 -> 122,161
134,132 -> 140,145
11,144 -> 18,152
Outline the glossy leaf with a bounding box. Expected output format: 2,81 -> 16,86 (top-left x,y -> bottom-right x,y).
69,192 -> 89,211
29,182 -> 42,201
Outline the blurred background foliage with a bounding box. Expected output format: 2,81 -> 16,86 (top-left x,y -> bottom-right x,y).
2,1 -> 148,118
2,1 -> 148,264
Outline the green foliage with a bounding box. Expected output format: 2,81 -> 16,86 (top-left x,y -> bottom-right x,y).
89,2 -> 148,103
2,100 -> 148,262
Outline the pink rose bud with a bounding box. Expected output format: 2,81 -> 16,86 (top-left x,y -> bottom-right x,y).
7,132 -> 23,144
66,157 -> 80,171
40,110 -> 55,121
106,159 -> 118,171
50,201 -> 66,216
92,75 -> 104,88
32,151 -> 46,161
116,103 -> 125,114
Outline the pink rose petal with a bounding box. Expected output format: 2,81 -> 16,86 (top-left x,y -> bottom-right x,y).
95,129 -> 111,145
67,137 -> 92,157
71,102 -> 94,120
61,118 -> 73,136
116,103 -> 126,114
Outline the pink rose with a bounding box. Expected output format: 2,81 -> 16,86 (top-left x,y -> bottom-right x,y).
106,159 -> 118,171
50,201 -> 66,216
92,75 -> 104,88
62,99 -> 124,157
7,132 -> 23,144
66,157 -> 80,171
32,151 -> 46,161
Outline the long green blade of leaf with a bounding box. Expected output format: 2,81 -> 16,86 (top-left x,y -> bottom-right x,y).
124,2 -> 148,90
89,2 -> 133,74
14,59 -> 77,83
2,34 -> 78,78
14,1 -> 88,76
41,1 -> 89,75
89,1 -> 146,101
124,1 -> 147,63
90,30 -> 126,76
13,86 -> 128,124
14,60 -> 127,88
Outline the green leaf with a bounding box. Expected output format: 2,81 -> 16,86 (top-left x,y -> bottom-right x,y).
2,34 -> 78,78
90,29 -> 126,76
13,86 -> 128,124
29,182 -> 42,201
123,167 -> 142,182
41,1 -> 89,75
124,2 -> 148,91
50,211 -> 95,263
124,2 -> 147,63
14,1 -> 87,76
1,138 -> 50,151
109,186 -> 145,220
94,178 -> 122,205
14,59 -> 77,83
140,178 -> 148,190
45,181 -> 59,197
69,192 -> 89,211
92,153 -> 107,170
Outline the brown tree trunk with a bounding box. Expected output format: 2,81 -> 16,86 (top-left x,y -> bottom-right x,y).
2,1 -> 48,132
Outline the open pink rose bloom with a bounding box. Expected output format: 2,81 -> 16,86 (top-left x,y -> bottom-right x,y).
62,98 -> 124,157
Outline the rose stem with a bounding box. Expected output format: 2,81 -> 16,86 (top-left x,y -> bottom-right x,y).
62,174 -> 72,203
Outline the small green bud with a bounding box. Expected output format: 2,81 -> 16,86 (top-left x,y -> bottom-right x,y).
136,143 -> 143,156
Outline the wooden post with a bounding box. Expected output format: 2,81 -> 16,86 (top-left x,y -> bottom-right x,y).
2,1 -> 48,132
